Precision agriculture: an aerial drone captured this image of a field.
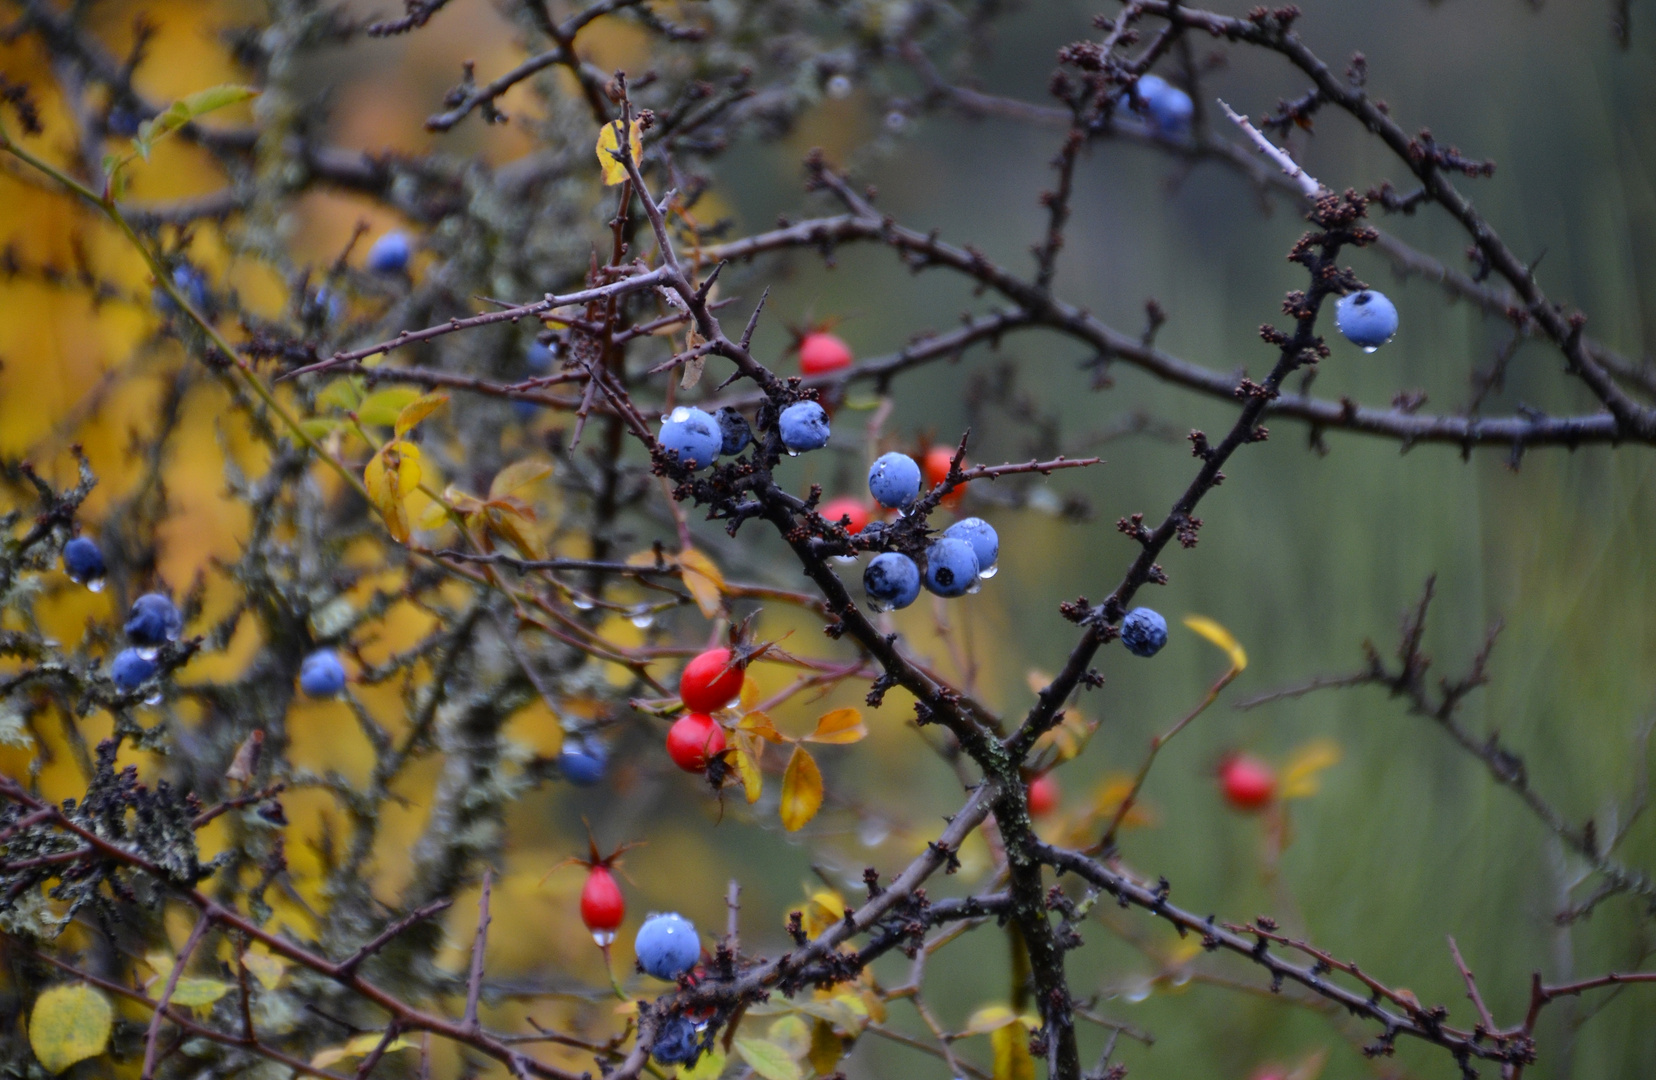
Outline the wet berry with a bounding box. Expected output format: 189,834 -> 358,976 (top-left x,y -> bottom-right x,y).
666,712 -> 726,772
679,648 -> 743,712
580,864 -> 625,945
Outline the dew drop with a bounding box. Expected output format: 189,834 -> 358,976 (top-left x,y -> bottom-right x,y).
86,578 -> 106,593
591,929 -> 615,947
832,555 -> 858,565
629,606 -> 655,629
859,818 -> 890,848
1171,970 -> 1192,988
786,449 -> 799,457
668,406 -> 692,423
967,579 -> 982,595
868,600 -> 892,614
978,565 -> 999,580
571,595 -> 595,611
1362,344 -> 1379,354
143,691 -> 162,706
137,646 -> 160,661
1123,982 -> 1152,1004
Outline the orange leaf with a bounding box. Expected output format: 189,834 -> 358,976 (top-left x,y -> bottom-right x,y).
738,711 -> 785,743
678,547 -> 725,619
779,745 -> 823,832
490,458 -> 553,499
734,733 -> 764,804
804,707 -> 866,745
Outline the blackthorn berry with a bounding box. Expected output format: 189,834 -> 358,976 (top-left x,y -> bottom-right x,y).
299,650 -> 347,698
635,912 -> 700,979
1334,290 -> 1399,351
868,452 -> 921,509
111,648 -> 158,693
658,407 -> 722,470
125,593 -> 182,649
62,537 -> 106,588
155,266 -> 210,316
651,1014 -> 702,1066
778,401 -> 831,452
1120,607 -> 1168,658
1123,75 -> 1193,137
715,407 -> 752,456
923,537 -> 980,598
366,231 -> 411,274
864,552 -> 921,612
942,518 -> 998,578
559,735 -> 608,787
526,341 -> 554,373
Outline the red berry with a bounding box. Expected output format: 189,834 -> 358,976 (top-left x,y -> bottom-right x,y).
924,447 -> 966,508
820,496 -> 871,535
1027,774 -> 1060,817
679,647 -> 744,712
1219,754 -> 1276,811
799,331 -> 853,376
666,712 -> 727,772
580,865 -> 625,944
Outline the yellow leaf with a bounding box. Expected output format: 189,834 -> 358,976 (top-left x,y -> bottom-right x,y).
1091,774 -> 1156,829
241,949 -> 287,990
364,443 -> 420,542
962,1005 -> 1018,1036
316,376 -> 362,411
168,978 -> 232,1008
767,1015 -> 812,1059
805,707 -> 866,745
1281,738 -> 1342,799
991,1022 -> 1036,1080
486,505 -> 545,559
738,711 -> 785,743
1183,614 -> 1247,671
29,984 -> 112,1074
596,118 -> 644,185
739,677 -> 761,712
490,458 -> 553,499
779,745 -> 823,832
734,734 -> 764,804
678,547 -> 725,619
311,1032 -> 416,1069
394,391 -> 448,438
733,1037 -> 801,1080
808,1019 -> 844,1076
797,889 -> 846,938
357,386 -> 422,427
679,1048 -> 727,1080
1025,668 -> 1054,696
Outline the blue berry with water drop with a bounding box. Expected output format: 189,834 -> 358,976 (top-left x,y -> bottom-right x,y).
526,341 -> 554,372
778,401 -> 830,452
923,537 -> 980,598
716,407 -> 752,456
1120,607 -> 1168,658
864,552 -> 921,611
299,650 -> 347,698
112,648 -> 158,692
658,407 -> 722,470
366,231 -> 411,274
125,593 -> 182,648
559,735 -> 608,787
62,537 -> 106,585
868,452 -> 921,509
942,518 -> 998,576
635,912 -> 700,980
1334,290 -> 1398,351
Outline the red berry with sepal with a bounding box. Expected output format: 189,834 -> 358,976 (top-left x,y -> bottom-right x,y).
679,647 -> 744,713
580,865 -> 625,946
799,331 -> 853,376
1219,753 -> 1276,812
1027,773 -> 1060,817
667,712 -> 727,772
820,496 -> 871,535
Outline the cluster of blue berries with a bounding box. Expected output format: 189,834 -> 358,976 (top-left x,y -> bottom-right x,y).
112,593 -> 183,694
366,231 -> 411,275
634,911 -> 700,979
558,733 -> 608,786
1122,75 -> 1193,138
859,452 -> 1000,612
1334,289 -> 1399,351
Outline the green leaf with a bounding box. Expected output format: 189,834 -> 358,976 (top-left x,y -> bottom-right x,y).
134,85 -> 258,160
732,1037 -> 801,1080
168,978 -> 232,1008
357,387 -> 422,427
29,984 -> 112,1074
316,377 -> 363,411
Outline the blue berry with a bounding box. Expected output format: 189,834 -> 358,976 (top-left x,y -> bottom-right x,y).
923,537 -> 980,598
658,407 -> 722,470
716,407 -> 752,456
635,912 -> 700,980
868,452 -> 921,509
651,1014 -> 703,1067
62,537 -> 106,586
559,735 -> 608,787
299,650 -> 347,698
125,593 -> 182,648
1120,608 -> 1168,658
111,648 -> 158,692
942,518 -> 998,577
366,231 -> 411,274
1125,75 -> 1193,137
155,266 -> 210,316
778,401 -> 831,453
1334,290 -> 1399,351
863,552 -> 921,612
526,341 -> 554,373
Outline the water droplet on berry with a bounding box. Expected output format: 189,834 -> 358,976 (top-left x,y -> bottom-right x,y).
1362,344 -> 1379,354
137,646 -> 159,661
967,579 -> 982,595
978,565 -> 999,580
786,449 -> 799,457
591,929 -> 616,947
832,555 -> 858,565
143,691 -> 162,706
669,407 -> 692,423
86,578 -> 106,593
869,600 -> 892,614
571,595 -> 595,611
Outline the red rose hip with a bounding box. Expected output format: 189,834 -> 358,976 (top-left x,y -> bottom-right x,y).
1027,774 -> 1060,817
667,712 -> 727,772
799,331 -> 853,376
1219,753 -> 1276,811
580,865 -> 625,945
924,446 -> 966,508
679,647 -> 744,712
820,496 -> 871,535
